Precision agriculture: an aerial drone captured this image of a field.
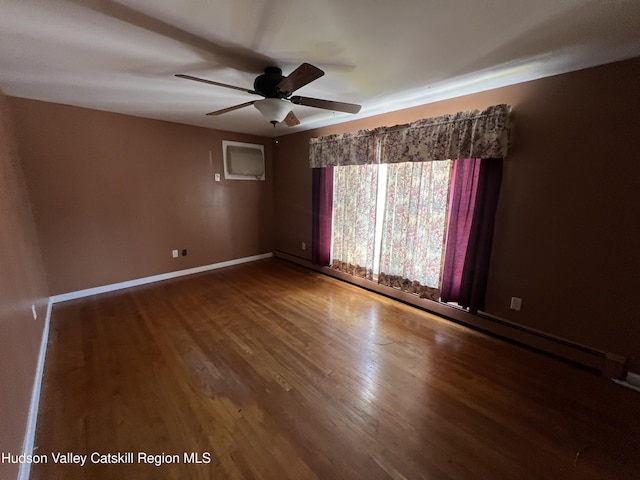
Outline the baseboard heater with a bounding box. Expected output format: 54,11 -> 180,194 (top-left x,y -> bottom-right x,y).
274,250 -> 626,379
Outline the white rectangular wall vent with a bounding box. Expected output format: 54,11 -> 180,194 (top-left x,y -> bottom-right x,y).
222,140 -> 265,180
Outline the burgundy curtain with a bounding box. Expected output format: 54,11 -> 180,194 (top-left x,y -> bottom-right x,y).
458,158 -> 503,313
311,166 -> 334,265
441,158 -> 503,313
440,159 -> 481,302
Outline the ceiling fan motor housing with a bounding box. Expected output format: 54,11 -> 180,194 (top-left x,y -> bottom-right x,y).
254,67 -> 288,98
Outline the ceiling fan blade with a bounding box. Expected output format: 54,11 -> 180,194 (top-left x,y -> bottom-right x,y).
290,96 -> 361,114
206,101 -> 256,116
284,111 -> 301,127
176,74 -> 258,95
276,63 -> 324,95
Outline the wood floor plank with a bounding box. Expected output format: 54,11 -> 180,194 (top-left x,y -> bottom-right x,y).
31,259 -> 640,479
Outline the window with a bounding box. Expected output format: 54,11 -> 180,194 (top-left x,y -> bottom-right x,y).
313,105 -> 510,311
331,160 -> 453,300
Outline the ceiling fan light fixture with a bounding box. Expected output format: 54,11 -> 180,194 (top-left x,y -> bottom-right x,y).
254,98 -> 291,125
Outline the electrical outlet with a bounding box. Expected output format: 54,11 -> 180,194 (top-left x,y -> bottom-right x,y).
510,297 -> 522,311
182,249 -> 187,256
31,304 -> 37,320
172,249 -> 179,258
214,173 -> 221,182
301,242 -> 306,250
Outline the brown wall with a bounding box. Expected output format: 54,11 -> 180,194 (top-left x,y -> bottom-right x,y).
274,58 -> 640,372
8,99 -> 274,295
0,90 -> 49,479
4,58 -> 639,378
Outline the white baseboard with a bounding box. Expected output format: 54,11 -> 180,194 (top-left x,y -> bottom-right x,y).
18,299 -> 53,480
50,252 -> 273,304
17,253 -> 273,479
626,371 -> 640,388
613,379 -> 640,393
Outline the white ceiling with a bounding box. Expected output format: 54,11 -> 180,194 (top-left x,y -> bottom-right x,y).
1,0 -> 639,137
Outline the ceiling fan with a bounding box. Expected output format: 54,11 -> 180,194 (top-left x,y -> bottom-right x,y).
175,63 -> 361,126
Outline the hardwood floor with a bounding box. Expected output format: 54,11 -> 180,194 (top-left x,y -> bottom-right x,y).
32,259 -> 640,479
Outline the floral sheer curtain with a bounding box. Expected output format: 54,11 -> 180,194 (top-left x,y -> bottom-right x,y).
331,164 -> 378,280
378,161 -> 452,300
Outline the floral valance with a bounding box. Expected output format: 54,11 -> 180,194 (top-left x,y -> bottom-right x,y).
309,104 -> 511,167
307,129 -> 378,167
